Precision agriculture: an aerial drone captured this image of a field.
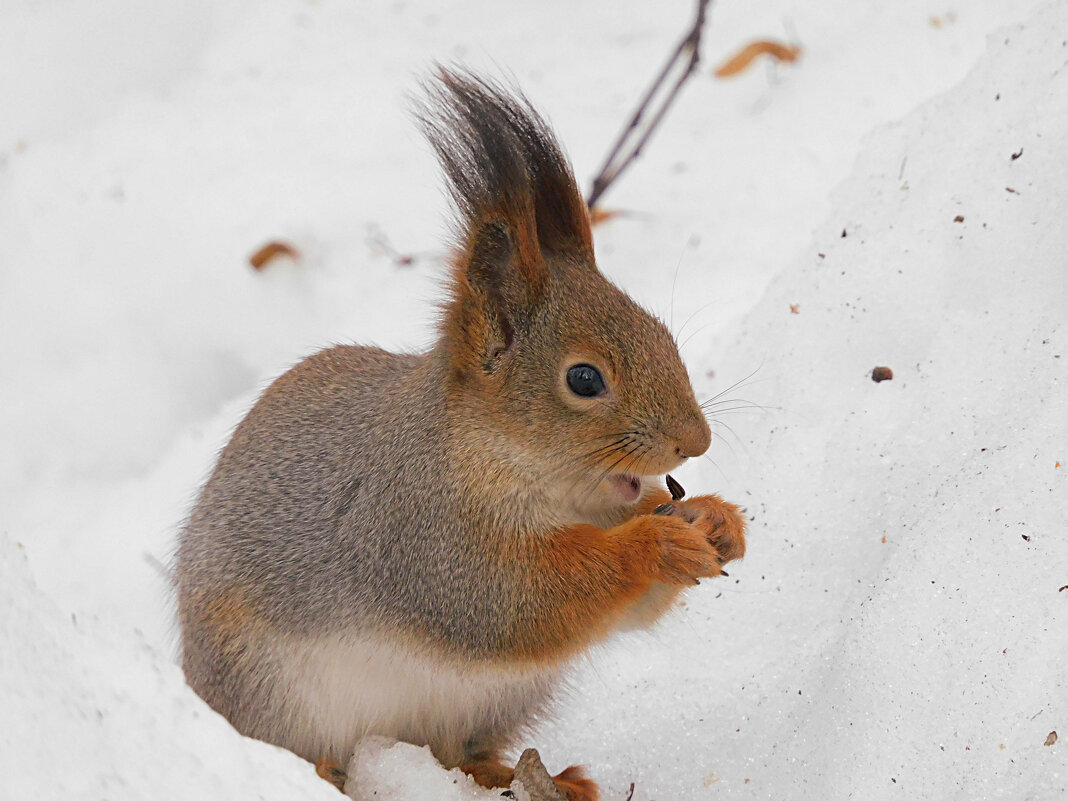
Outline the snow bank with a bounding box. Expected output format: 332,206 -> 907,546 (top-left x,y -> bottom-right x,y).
540,4 -> 1068,799
0,535 -> 337,801
345,738 -> 500,801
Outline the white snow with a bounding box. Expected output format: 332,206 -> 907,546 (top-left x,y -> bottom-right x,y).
2,1 -> 1065,799
345,737 -> 500,801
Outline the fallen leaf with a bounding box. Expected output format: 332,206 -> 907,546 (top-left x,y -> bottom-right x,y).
714,40 -> 802,78
249,241 -> 299,270
1045,731 -> 1057,746
590,206 -> 627,226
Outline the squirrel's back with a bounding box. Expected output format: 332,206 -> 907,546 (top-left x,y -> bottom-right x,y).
177,343 -> 554,764
179,344 -> 496,636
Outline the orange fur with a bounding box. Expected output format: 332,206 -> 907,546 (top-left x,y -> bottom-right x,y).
315,757 -> 347,791
673,494 -> 748,563
188,586 -> 259,655
499,511 -> 728,663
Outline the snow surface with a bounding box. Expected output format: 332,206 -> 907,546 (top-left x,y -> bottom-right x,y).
2,1 -> 1065,799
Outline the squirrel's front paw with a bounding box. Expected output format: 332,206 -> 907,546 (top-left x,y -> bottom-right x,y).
649,516 -> 724,585
654,494 -> 747,567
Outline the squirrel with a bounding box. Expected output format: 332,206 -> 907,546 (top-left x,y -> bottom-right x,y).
175,69 -> 747,801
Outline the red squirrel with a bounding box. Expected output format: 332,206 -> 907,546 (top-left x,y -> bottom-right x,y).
176,69 -> 747,800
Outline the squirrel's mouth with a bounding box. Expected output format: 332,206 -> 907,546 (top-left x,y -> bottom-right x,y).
609,473 -> 643,504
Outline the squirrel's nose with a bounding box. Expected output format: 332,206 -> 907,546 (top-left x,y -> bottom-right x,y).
673,417 -> 711,459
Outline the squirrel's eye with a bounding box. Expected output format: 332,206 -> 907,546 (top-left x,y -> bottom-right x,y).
566,364 -> 606,398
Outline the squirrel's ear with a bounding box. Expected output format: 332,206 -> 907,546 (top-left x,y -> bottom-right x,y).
455,219 -> 531,364
423,70 -> 595,371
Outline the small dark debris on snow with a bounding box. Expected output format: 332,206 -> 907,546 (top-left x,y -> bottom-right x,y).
841,228 -> 847,238
1011,148 -> 1024,161
1058,585 -> 1068,592
818,252 -> 825,258
1021,534 -> 1031,542
1045,731 -> 1058,746
871,366 -> 894,382
1006,187 -> 1018,194
954,215 -> 965,223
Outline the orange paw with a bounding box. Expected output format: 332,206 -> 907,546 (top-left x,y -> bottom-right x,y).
654,494 -> 747,567
315,756 -> 347,791
463,759 -> 599,801
463,759 -> 514,790
553,764 -> 600,801
646,515 -> 723,584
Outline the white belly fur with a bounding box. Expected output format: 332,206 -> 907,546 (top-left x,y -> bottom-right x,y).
275,630 -> 562,766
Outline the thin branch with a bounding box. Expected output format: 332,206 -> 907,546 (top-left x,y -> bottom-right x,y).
586,0 -> 712,209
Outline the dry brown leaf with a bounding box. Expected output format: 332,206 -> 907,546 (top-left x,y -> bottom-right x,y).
249,241 -> 299,270
1045,731 -> 1058,746
589,206 -> 627,227
714,40 -> 802,78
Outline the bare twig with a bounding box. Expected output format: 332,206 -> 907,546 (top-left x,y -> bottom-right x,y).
586,0 -> 712,209
624,782 -> 636,801
364,223 -> 441,267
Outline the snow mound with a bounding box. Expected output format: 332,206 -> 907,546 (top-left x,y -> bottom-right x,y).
345,737 -> 501,801
0,535 -> 336,801
537,4 -> 1067,799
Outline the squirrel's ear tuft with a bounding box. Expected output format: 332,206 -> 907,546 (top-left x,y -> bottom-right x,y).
417,68 -> 594,299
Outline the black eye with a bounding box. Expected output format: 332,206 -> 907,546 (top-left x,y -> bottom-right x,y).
566,364 -> 607,397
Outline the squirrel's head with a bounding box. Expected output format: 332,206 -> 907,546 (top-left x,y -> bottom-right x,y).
421,69 -> 710,520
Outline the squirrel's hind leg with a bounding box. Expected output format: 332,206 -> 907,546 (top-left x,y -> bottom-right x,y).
461,756 -> 514,790
552,765 -> 600,801
314,756 -> 348,791
461,756 -> 600,801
